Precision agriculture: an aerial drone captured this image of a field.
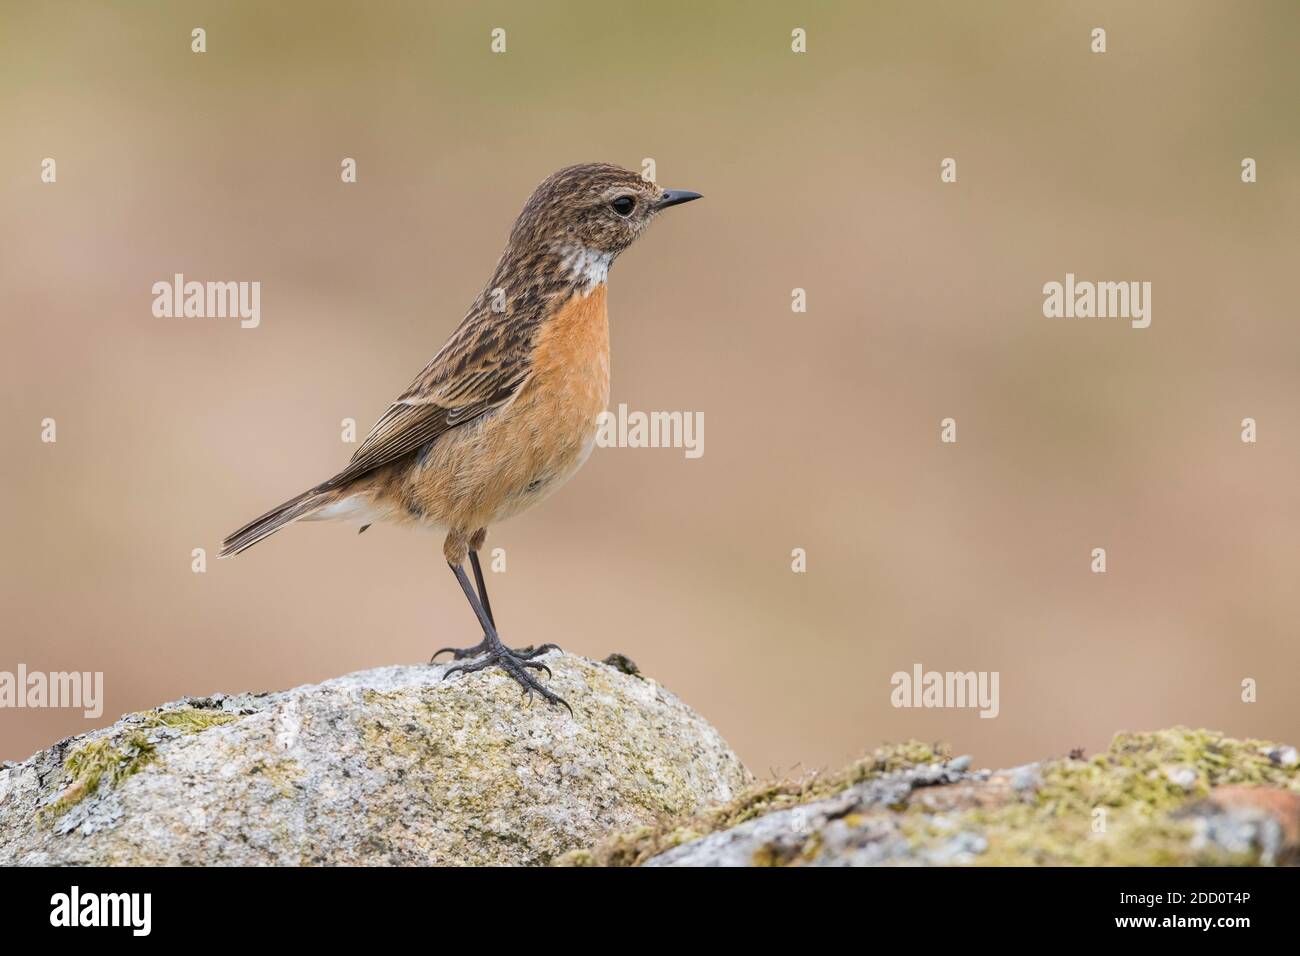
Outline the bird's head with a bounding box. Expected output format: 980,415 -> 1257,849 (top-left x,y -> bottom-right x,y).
506,163 -> 701,286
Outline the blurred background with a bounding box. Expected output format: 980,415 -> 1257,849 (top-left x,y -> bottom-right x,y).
3,1 -> 1299,776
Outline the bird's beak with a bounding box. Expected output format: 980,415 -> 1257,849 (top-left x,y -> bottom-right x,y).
655,189 -> 703,210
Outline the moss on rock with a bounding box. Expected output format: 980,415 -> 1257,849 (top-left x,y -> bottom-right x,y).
140,707 -> 240,734
40,731 -> 157,820
557,740 -> 950,866
951,728 -> 1299,866
564,728 -> 1299,867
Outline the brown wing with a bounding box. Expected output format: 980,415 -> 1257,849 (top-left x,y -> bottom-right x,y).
329,306 -> 533,487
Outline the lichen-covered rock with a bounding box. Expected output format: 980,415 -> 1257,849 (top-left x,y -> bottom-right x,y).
0,656 -> 750,866
561,729 -> 1300,867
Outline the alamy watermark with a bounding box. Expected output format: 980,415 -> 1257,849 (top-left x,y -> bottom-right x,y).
0,665 -> 103,718
152,274 -> 260,328
1042,273 -> 1150,329
50,886 -> 150,936
595,403 -> 704,459
890,663 -> 999,719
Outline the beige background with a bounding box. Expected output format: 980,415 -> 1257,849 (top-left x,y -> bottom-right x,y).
3,1 -> 1299,775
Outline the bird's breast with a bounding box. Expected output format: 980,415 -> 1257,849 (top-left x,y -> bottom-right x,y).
517,283 -> 611,462
488,284 -> 610,514
395,285 -> 611,530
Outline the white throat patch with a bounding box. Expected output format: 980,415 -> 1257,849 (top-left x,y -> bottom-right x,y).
560,244 -> 612,291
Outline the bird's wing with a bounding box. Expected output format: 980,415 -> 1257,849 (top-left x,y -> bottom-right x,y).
330,310 -> 533,486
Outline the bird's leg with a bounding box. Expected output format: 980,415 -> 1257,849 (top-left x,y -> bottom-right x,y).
430,547 -> 560,662
438,562 -> 571,714
469,548 -> 496,630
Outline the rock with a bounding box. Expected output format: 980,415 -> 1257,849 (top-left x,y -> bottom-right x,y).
1268,745 -> 1299,769
0,656 -> 750,866
601,653 -> 641,676
1009,764 -> 1041,792
1180,785 -> 1300,865
1162,764 -> 1200,791
562,729 -> 1300,867
646,759 -> 987,867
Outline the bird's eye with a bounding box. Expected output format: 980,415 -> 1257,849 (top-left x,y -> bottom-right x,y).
610,196 -> 636,217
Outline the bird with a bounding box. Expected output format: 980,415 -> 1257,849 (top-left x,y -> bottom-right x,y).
220,163 -> 702,712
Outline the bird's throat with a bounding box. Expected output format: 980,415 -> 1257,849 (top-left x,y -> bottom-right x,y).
558,243 -> 613,292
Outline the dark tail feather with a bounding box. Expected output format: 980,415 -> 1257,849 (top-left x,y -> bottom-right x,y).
219,484 -> 338,558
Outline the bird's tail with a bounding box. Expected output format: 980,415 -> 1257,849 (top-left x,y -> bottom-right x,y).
219,483 -> 340,558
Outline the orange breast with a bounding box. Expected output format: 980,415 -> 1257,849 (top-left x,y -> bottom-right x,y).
526,284 -> 611,422
398,285 -> 611,532
511,283 -> 610,479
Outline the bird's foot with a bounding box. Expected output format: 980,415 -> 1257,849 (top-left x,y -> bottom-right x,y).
441,645 -> 571,715
430,639 -> 560,662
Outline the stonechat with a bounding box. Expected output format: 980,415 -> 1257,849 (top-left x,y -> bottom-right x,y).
221,163 -> 702,711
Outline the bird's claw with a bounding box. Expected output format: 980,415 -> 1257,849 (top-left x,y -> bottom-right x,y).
440,646 -> 571,715
431,640 -> 561,663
